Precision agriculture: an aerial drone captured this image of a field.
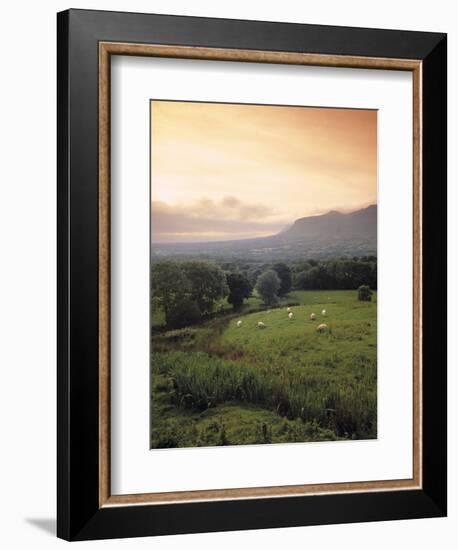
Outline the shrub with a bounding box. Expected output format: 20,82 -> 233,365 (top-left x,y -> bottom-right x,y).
218,424 -> 230,446
357,285 -> 373,301
166,298 -> 201,329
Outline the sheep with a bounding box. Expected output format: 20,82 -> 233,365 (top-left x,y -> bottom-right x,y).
236,320 -> 242,328
321,309 -> 326,316
288,312 -> 293,320
287,307 -> 292,313
257,321 -> 266,329
317,323 -> 328,333
310,313 -> 316,321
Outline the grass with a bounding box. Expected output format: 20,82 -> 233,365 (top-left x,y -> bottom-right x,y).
151,390 -> 337,448
151,290 -> 377,448
151,292 -> 299,330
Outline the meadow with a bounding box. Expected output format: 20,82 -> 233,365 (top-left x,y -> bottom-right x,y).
151,289 -> 377,448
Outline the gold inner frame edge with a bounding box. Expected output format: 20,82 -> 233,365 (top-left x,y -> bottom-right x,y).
98,42 -> 422,507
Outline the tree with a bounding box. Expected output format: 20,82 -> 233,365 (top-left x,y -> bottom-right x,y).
294,265 -> 327,290
358,284 -> 373,301
293,270 -> 310,290
182,261 -> 228,314
247,266 -> 264,287
255,269 -> 281,306
152,260 -> 229,327
151,260 -> 191,326
226,272 -> 252,309
292,258 -> 378,291
272,262 -> 292,296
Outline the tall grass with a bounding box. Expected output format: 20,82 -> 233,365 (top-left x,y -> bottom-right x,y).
153,350 -> 376,438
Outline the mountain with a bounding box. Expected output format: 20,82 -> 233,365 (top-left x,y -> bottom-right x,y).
282,204 -> 377,241
152,205 -> 377,261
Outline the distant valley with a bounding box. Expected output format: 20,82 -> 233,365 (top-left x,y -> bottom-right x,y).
151,205 -> 377,261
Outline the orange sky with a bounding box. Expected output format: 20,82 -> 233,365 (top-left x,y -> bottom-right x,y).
151,100 -> 377,243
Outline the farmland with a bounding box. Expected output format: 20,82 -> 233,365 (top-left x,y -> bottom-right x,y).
151,289 -> 377,448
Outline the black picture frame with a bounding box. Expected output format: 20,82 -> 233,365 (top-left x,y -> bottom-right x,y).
57,8 -> 447,541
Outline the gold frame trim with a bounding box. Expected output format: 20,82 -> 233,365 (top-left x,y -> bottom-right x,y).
98,42 -> 422,507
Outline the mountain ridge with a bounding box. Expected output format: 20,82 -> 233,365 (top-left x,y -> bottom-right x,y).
152,204 -> 377,260
282,204 -> 376,241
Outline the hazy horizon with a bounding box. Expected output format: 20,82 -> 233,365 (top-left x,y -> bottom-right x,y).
151,101 -> 377,244
151,203 -> 377,245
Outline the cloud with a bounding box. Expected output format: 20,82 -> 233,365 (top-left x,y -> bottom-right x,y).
221,196 -> 240,208
151,197 -> 289,243
150,101 -> 377,240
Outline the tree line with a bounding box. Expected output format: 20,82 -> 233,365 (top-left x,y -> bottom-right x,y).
152,257 -> 376,329
292,257 -> 377,291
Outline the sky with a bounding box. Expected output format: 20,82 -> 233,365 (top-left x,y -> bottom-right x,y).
151,100 -> 377,243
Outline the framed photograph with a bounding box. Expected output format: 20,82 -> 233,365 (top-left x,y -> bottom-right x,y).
57,9 -> 447,541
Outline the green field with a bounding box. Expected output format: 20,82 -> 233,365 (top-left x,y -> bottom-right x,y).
151,290 -> 377,448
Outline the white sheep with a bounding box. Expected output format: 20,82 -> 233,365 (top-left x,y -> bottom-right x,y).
317,323 -> 328,333
257,321 -> 266,329
321,309 -> 326,316
288,312 -> 293,320
310,313 -> 316,321
236,320 -> 242,328
287,307 -> 292,313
